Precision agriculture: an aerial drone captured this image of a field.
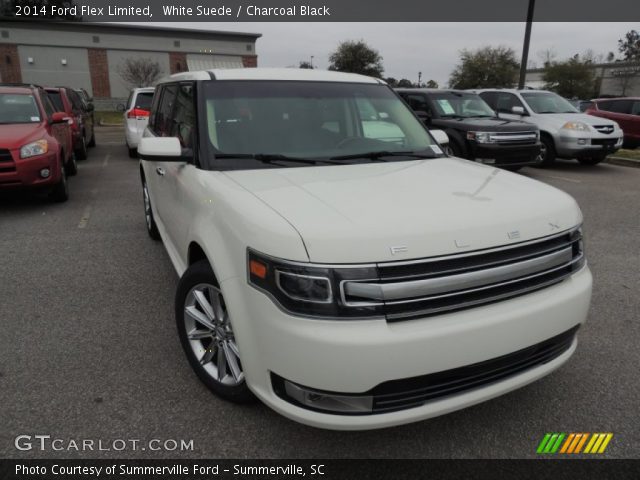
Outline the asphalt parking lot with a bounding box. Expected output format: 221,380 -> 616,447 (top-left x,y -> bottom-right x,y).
1,126 -> 639,459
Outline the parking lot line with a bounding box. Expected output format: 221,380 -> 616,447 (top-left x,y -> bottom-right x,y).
102,153 -> 111,168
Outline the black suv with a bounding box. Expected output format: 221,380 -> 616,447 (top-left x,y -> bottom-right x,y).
396,89 -> 542,170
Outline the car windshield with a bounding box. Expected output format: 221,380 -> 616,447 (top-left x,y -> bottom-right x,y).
0,94 -> 41,124
202,81 -> 440,167
429,92 -> 496,118
521,92 -> 578,114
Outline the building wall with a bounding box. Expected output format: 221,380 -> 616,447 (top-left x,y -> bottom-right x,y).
0,43 -> 21,83
18,45 -> 92,93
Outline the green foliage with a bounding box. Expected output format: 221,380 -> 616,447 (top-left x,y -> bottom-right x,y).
328,40 -> 384,78
618,30 -> 640,61
384,77 -> 398,87
397,78 -> 413,88
543,55 -> 597,99
449,46 -> 519,89
425,79 -> 439,88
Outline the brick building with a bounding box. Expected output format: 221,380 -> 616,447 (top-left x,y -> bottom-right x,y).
0,22 -> 261,108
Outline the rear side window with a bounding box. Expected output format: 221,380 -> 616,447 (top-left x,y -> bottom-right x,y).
133,91 -> 154,111
68,90 -> 83,111
154,85 -> 178,136
402,93 -> 431,114
41,92 -> 56,119
597,99 -> 633,114
494,93 -> 525,113
632,101 -> 640,115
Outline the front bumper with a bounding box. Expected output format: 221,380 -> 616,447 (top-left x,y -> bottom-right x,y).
469,142 -> 542,167
555,130 -> 623,159
221,266 -> 592,430
0,150 -> 62,189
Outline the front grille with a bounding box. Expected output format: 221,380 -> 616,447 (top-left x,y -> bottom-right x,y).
0,149 -> 16,173
271,326 -> 579,415
489,131 -> 538,145
341,228 -> 584,321
593,125 -> 614,134
591,138 -> 617,146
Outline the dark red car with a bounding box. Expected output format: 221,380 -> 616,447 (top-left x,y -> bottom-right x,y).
45,86 -> 95,159
0,84 -> 76,202
586,98 -> 640,149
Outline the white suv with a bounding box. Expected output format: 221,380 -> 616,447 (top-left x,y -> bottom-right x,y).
139,69 -> 592,430
475,89 -> 623,166
122,87 -> 155,158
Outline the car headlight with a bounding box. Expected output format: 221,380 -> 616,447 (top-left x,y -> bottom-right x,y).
466,131 -> 495,144
247,249 -> 382,319
561,122 -> 590,132
20,140 -> 49,159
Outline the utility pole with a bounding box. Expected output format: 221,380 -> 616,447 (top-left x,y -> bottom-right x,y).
418,71 -> 422,87
518,0 -> 535,89
310,56 -> 314,68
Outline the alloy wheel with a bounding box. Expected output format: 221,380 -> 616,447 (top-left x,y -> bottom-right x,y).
183,283 -> 244,386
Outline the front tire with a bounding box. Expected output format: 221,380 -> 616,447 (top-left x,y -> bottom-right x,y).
87,129 -> 96,148
75,136 -> 88,160
176,261 -> 253,403
66,151 -> 78,176
50,166 -> 69,203
535,135 -> 556,167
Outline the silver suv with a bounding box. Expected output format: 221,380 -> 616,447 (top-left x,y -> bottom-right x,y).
475,89 -> 623,166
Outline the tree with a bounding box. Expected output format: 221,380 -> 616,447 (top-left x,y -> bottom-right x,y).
397,78 -> 413,88
298,61 -> 314,69
1,0 -> 81,19
543,54 -> 596,99
117,58 -> 163,88
606,51 -> 616,62
618,30 -> 640,61
448,46 -> 519,89
384,77 -> 398,87
425,79 -> 439,88
328,40 -> 384,78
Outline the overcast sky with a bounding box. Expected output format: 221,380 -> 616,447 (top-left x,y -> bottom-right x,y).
135,22 -> 638,86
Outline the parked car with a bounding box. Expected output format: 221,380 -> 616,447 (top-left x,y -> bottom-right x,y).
74,88 -> 96,136
475,89 -> 623,166
585,97 -> 640,149
45,86 -> 95,160
396,88 -> 541,170
122,87 -> 155,158
0,84 -> 76,202
138,69 -> 591,430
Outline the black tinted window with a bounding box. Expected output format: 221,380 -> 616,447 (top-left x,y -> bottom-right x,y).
598,99 -> 633,114
155,85 -> 177,136
495,93 -> 525,113
47,91 -> 65,112
402,93 -> 431,114
41,93 -> 56,118
479,92 -> 498,109
68,90 -> 83,110
171,84 -> 196,149
134,92 -> 154,110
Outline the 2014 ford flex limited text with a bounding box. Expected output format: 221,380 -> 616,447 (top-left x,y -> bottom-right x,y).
138,69 -> 592,430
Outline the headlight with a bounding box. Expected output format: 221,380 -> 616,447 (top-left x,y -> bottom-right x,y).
247,249 -> 382,319
466,131 -> 495,143
561,122 -> 590,132
20,139 -> 48,159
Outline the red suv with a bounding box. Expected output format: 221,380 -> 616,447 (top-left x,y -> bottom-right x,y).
45,86 -> 95,160
586,98 -> 640,149
0,84 -> 76,202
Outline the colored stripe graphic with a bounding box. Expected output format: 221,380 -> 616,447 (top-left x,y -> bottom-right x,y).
538,433 -> 613,454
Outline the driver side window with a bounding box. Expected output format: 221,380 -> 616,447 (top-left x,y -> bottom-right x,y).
495,93 -> 525,113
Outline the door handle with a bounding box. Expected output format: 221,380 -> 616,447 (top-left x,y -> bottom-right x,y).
156,167 -> 165,176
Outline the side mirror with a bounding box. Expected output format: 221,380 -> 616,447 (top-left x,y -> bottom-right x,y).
415,110 -> 431,123
430,129 -> 449,145
50,112 -> 69,124
116,103 -> 126,112
138,136 -> 186,162
511,106 -> 526,115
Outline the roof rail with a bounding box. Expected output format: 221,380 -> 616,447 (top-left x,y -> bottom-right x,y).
0,82 -> 42,89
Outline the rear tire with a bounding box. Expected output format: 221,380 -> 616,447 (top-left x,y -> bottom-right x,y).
141,174 -> 161,240
448,137 -> 466,159
50,166 -> 69,203
87,129 -> 96,148
535,135 -> 556,167
75,136 -> 88,160
175,260 -> 254,404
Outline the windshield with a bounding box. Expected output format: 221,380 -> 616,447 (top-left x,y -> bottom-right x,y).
0,94 -> 41,124
521,92 -> 578,114
429,92 -> 495,118
202,81 -> 439,167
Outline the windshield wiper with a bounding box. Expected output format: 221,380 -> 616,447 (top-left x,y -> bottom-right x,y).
215,153 -> 343,165
329,150 -> 436,161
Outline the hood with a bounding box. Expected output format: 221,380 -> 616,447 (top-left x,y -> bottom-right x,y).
536,112 -> 618,129
224,159 -> 582,263
433,117 -> 536,132
0,123 -> 45,149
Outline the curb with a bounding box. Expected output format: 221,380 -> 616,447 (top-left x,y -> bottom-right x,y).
98,120 -> 124,127
605,156 -> 640,168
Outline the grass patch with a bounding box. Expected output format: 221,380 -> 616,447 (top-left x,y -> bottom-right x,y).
610,149 -> 640,160
95,111 -> 124,126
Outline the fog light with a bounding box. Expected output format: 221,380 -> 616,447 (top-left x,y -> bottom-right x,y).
577,139 -> 588,145
282,379 -> 373,413
40,168 -> 50,178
